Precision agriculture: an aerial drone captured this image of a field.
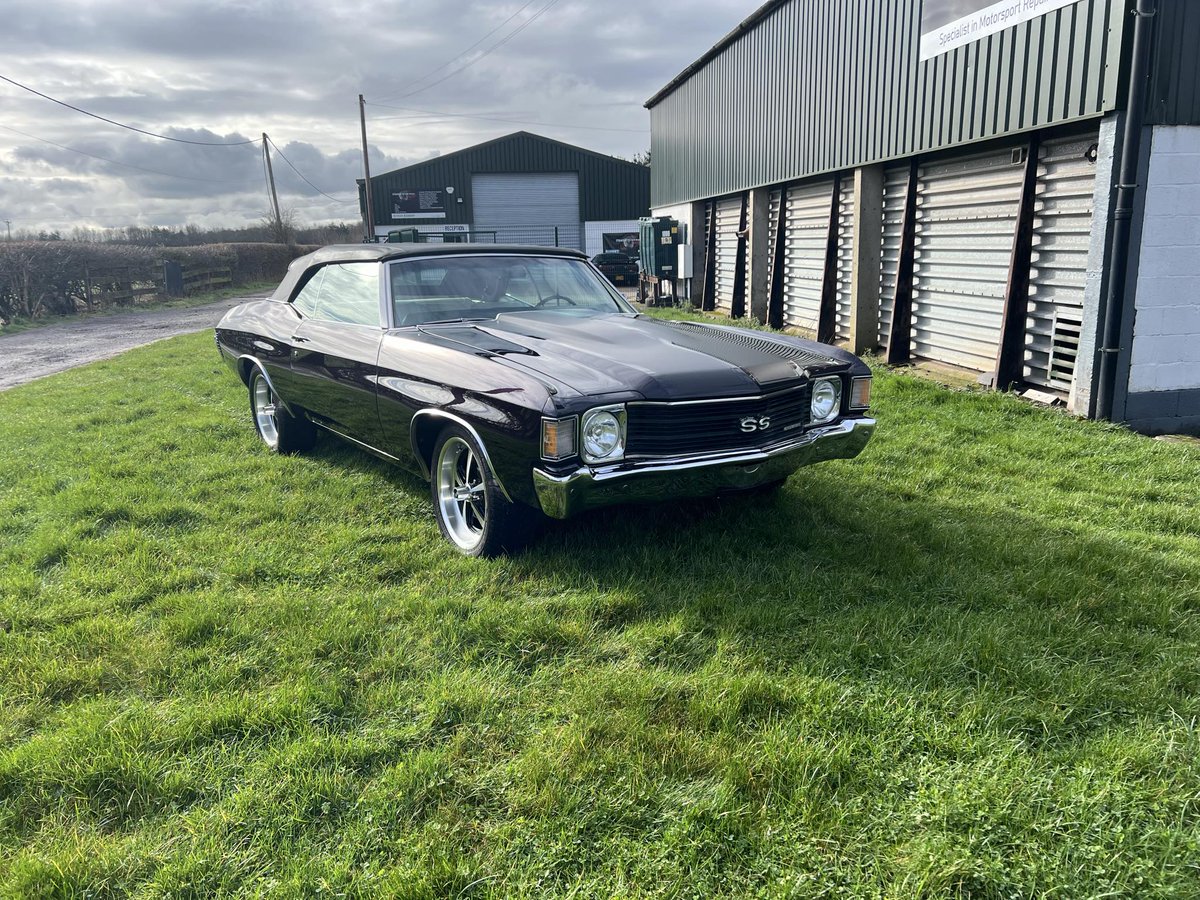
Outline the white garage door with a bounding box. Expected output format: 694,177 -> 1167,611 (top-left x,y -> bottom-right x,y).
911,146 -> 1025,372
471,172 -> 581,249
834,176 -> 856,341
877,164 -> 910,350
1024,131 -> 1098,393
713,195 -> 743,316
781,179 -> 834,333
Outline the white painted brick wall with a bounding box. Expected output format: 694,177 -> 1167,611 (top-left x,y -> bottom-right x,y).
1129,126 -> 1200,394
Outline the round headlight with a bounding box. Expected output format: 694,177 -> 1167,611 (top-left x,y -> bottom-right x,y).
810,379 -> 841,423
582,410 -> 621,459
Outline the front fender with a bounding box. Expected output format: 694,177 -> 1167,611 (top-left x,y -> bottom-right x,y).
405,397 -> 546,508
409,409 -> 515,502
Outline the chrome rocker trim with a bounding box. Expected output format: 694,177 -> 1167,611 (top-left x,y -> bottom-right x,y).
532,416 -> 875,520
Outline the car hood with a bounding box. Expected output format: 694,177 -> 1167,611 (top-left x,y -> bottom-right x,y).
416,310 -> 849,402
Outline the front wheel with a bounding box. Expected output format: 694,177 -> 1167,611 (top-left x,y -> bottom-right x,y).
249,370 -> 315,454
431,425 -> 534,556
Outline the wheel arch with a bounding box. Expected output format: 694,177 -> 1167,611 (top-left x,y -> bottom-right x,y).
237,355 -> 297,417
410,409 -> 513,502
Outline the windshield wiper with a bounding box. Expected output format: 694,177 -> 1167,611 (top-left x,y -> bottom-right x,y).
419,317 -> 488,326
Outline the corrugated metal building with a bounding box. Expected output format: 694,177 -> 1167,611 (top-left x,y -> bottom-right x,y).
647,0 -> 1200,434
358,131 -> 650,255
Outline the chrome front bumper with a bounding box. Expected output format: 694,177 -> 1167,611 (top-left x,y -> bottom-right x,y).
532,416 -> 875,520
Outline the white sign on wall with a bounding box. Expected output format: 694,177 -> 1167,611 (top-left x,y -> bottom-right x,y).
920,0 -> 1084,61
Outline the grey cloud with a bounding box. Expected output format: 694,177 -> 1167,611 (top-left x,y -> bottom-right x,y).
10,133 -> 409,204
0,0 -> 742,231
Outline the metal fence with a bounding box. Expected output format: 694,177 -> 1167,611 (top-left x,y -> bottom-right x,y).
380,224 -> 583,251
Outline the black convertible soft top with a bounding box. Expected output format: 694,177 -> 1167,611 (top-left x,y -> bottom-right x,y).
272,243 -> 590,303
307,243 -> 586,264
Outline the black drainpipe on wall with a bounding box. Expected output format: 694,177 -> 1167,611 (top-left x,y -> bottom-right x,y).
1097,0 -> 1157,421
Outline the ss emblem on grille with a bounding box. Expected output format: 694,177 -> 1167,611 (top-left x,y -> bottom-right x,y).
740,415 -> 771,433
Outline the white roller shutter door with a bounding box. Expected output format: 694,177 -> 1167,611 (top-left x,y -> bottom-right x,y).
767,189 -> 782,300
912,147 -> 1024,372
1023,132 -> 1098,393
835,177 -> 855,341
471,172 -> 581,248
878,165 -> 909,350
713,196 -> 742,315
781,179 -> 834,332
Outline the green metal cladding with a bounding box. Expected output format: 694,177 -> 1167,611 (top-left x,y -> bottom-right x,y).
646,0 -> 1137,207
1145,0 -> 1200,126
359,132 -> 651,228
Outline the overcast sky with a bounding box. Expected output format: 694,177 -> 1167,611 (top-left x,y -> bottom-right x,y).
0,0 -> 742,235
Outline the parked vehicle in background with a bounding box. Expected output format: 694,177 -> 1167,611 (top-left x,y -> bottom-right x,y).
215,244 -> 875,556
591,251 -> 640,287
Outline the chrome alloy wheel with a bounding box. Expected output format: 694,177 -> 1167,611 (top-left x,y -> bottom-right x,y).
435,436 -> 488,551
252,374 -> 280,449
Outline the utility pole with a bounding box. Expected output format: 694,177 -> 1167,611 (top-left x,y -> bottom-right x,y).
358,94 -> 376,243
262,133 -> 284,242
4,220 -> 10,241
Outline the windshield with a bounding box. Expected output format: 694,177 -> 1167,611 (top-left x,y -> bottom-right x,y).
388,255 -> 631,327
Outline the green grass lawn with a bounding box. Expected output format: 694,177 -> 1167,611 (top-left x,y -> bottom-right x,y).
1,330 -> 1198,898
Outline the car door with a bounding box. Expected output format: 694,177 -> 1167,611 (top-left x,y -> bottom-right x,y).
284,261 -> 386,447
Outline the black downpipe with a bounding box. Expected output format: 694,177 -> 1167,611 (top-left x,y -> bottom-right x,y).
1097,0 -> 1157,421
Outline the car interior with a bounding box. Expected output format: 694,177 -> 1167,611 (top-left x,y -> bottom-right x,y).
388,256 -> 626,327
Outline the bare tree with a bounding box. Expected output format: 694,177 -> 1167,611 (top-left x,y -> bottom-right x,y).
260,207 -> 299,245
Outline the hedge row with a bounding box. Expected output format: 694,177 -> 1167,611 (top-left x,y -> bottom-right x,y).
0,242 -> 318,324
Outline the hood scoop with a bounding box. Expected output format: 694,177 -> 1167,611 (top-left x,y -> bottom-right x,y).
417,324 -> 536,356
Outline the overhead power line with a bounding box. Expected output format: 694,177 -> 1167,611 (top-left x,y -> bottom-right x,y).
0,73 -> 258,146
376,0 -> 564,103
367,101 -> 647,134
265,137 -> 358,204
0,124 -> 245,184
377,0 -> 542,102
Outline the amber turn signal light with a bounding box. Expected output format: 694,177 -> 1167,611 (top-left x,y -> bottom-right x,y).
850,376 -> 872,410
541,417 -> 577,460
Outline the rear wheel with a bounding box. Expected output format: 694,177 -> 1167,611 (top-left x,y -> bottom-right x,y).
249,370 -> 315,454
431,425 -> 534,556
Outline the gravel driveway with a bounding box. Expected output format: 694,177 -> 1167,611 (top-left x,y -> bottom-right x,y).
0,295 -> 268,391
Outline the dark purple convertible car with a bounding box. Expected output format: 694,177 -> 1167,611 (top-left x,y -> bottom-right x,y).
215,244 -> 875,556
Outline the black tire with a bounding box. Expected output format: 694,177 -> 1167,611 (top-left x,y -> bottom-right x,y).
430,424 -> 536,557
248,369 -> 316,455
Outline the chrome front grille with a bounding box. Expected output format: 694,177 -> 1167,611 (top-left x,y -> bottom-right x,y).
624,384 -> 814,459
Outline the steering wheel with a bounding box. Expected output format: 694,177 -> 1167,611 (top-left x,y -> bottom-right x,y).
534,293 -> 578,308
